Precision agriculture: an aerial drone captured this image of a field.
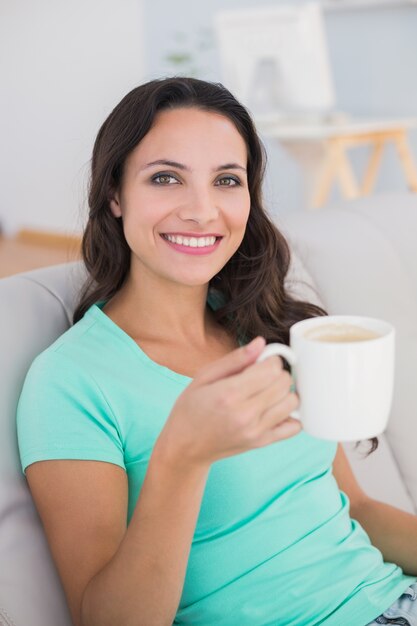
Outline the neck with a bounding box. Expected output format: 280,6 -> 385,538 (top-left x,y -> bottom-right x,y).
102,273 -> 219,347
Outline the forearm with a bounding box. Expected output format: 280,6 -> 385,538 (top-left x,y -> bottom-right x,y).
351,497 -> 417,576
81,446 -> 210,626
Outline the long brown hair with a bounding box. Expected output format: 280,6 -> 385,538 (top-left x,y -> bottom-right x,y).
74,76 -> 377,453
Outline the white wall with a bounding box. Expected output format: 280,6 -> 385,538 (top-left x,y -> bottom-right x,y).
0,0 -> 145,235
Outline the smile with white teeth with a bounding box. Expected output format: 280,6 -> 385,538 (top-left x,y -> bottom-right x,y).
162,234 -> 218,247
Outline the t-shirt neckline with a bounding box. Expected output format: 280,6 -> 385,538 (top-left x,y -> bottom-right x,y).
86,291 -> 242,385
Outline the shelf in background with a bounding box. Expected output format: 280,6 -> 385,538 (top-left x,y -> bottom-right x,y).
322,0 -> 417,11
0,229 -> 82,279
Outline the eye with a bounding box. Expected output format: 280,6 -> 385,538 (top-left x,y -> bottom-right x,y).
216,176 -> 241,187
151,173 -> 179,185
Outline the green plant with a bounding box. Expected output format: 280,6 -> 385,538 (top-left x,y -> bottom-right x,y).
164,27 -> 214,77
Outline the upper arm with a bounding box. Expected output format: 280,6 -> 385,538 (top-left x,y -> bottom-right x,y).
332,443 -> 368,510
26,459 -> 128,626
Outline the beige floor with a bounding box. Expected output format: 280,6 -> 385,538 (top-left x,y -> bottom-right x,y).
0,234 -> 82,279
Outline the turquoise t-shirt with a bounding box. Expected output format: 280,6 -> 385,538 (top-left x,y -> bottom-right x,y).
16,292 -> 415,626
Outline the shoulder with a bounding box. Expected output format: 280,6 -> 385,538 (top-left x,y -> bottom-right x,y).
26,303 -> 116,377
18,305 -> 111,411
16,307 -> 126,475
44,304 -> 105,359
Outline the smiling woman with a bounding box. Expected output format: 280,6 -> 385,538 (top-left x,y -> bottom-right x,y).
16,77 -> 415,626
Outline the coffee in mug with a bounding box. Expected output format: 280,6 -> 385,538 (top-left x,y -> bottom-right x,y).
304,323 -> 381,343
256,315 -> 395,442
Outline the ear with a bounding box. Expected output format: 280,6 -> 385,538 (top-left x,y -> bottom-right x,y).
109,191 -> 122,218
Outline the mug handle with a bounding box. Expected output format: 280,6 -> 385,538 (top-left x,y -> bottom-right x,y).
255,343 -> 300,420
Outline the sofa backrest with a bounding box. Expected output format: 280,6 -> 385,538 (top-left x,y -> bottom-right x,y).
279,192 -> 417,513
0,263 -> 86,626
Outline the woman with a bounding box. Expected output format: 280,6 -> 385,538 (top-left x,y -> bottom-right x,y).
17,77 -> 417,626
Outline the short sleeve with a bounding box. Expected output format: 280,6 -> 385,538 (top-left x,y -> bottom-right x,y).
16,348 -> 125,475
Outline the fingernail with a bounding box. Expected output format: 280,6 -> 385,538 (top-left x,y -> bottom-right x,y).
246,336 -> 265,355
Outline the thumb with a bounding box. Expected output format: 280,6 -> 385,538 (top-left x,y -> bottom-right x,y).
194,336 -> 266,386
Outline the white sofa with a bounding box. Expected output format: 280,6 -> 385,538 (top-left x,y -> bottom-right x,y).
1,192 -> 416,625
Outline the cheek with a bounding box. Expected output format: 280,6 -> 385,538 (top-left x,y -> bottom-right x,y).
122,193 -> 165,231
227,192 -> 251,230
120,208 -> 156,253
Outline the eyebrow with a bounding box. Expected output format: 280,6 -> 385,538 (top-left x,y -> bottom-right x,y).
140,159 -> 247,173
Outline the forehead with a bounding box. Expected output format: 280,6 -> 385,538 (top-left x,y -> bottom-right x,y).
127,107 -> 248,167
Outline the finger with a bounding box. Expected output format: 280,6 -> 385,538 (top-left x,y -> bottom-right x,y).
229,356 -> 286,400
238,386 -> 298,442
260,392 -> 300,431
193,336 -> 266,386
255,418 -> 302,448
238,367 -> 294,411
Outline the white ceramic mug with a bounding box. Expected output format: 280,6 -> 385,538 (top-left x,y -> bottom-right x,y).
256,315 -> 395,441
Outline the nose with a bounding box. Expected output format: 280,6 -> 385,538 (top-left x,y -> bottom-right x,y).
177,184 -> 220,225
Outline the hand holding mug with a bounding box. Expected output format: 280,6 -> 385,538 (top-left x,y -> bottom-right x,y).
155,337 -> 301,468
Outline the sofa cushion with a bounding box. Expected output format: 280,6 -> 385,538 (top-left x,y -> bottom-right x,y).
278,192 -> 417,513
0,263 -> 85,626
